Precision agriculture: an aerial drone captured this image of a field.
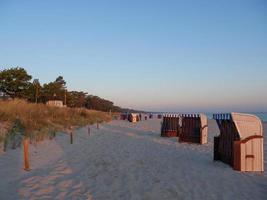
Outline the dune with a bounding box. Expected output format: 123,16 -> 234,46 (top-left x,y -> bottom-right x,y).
0,119 -> 266,200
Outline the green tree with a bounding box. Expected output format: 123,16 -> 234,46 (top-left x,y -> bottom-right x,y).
67,91 -> 88,108
33,79 -> 41,103
40,76 -> 67,102
0,67 -> 32,98
55,76 -> 66,87
85,95 -> 115,112
25,79 -> 41,103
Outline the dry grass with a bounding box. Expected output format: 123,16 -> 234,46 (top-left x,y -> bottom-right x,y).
0,99 -> 111,143
0,122 -> 9,143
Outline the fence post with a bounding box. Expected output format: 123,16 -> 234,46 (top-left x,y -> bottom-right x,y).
23,138 -> 30,171
3,136 -> 8,152
70,130 -> 73,144
88,126 -> 91,136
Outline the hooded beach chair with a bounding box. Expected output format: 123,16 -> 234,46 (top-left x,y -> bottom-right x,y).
128,113 -> 139,123
213,113 -> 264,172
179,114 -> 208,144
161,114 -> 181,137
120,113 -> 128,120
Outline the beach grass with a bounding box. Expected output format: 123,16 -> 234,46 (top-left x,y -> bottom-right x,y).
0,99 -> 112,144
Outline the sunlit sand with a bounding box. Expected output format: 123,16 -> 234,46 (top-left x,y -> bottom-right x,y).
0,119 -> 266,199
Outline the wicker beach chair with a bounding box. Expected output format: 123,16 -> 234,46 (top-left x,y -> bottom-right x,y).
128,113 -> 139,123
161,114 -> 180,137
179,114 -> 208,144
213,113 -> 264,172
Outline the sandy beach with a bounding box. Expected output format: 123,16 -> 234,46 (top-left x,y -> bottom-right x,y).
0,118 -> 266,200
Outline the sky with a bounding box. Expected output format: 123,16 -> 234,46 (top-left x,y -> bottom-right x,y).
0,0 -> 267,112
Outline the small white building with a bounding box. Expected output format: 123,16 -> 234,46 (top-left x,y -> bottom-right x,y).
0,92 -> 11,100
46,100 -> 64,107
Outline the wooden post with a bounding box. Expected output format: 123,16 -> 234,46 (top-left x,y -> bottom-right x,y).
88,126 -> 91,136
64,89 -> 67,106
23,138 -> 30,171
35,85 -> 38,104
70,131 -> 73,144
3,136 -> 8,152
33,79 -> 40,104
97,122 -> 99,129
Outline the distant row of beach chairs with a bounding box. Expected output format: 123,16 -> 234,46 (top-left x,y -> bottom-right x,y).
120,113 -> 157,122
120,112 -> 264,172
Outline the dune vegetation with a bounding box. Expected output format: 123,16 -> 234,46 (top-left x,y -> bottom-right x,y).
0,99 -> 112,148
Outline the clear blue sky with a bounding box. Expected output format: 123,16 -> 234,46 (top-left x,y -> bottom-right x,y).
0,0 -> 266,112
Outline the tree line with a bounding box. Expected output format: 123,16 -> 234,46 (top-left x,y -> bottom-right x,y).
0,67 -> 131,112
